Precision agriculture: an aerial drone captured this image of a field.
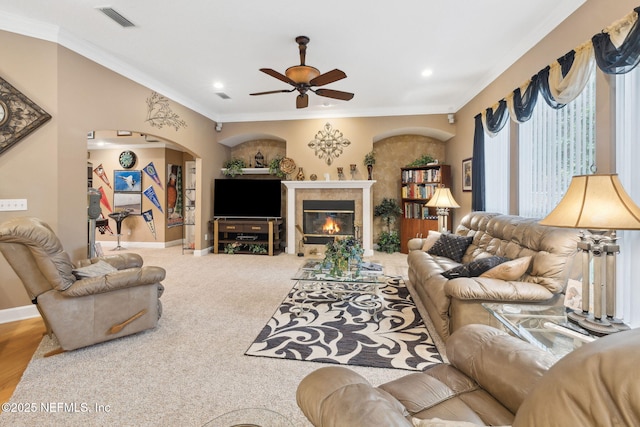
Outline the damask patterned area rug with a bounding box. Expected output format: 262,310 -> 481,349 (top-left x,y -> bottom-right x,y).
245,278 -> 443,371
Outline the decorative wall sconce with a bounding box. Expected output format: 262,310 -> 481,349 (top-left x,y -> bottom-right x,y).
0,76 -> 52,157
308,122 -> 351,165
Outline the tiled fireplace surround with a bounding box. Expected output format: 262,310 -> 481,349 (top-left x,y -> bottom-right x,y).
283,180 -> 375,256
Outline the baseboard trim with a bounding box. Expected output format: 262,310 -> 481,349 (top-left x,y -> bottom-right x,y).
0,305 -> 40,324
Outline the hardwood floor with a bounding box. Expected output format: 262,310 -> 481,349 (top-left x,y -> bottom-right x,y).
0,317 -> 45,412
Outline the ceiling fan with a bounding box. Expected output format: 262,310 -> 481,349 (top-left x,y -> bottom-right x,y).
250,36 -> 354,109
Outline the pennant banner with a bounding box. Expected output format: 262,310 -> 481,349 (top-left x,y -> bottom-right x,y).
142,209 -> 157,239
93,164 -> 112,189
143,162 -> 163,189
98,186 -> 112,212
143,185 -> 163,213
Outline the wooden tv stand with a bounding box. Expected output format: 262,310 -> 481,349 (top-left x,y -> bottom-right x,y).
212,218 -> 283,256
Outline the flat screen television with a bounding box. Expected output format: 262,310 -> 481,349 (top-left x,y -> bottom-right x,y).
213,178 -> 282,218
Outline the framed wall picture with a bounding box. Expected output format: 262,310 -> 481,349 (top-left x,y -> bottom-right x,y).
113,192 -> 142,215
462,158 -> 472,192
113,170 -> 142,192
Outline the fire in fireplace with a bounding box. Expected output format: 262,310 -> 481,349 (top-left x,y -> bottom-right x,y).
303,200 -> 355,244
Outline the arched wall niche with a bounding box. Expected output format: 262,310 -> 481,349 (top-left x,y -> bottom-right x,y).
373,126 -> 454,144
369,132 -> 447,243
87,129 -> 197,247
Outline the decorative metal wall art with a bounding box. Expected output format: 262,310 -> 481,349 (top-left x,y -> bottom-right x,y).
145,92 -> 187,130
308,122 -> 351,165
0,76 -> 52,157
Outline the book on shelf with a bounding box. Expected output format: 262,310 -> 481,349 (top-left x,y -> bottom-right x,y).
401,183 -> 437,199
401,168 -> 441,184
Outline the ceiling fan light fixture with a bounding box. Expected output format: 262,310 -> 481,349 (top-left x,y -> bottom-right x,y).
285,65 -> 320,84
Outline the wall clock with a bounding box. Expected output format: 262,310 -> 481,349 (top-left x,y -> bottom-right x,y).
119,150 -> 137,169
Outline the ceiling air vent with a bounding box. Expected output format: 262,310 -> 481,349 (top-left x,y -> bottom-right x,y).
216,92 -> 231,100
97,7 -> 136,28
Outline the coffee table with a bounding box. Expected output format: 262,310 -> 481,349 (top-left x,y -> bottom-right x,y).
203,407 -> 292,426
292,260 -> 386,320
482,303 -> 596,358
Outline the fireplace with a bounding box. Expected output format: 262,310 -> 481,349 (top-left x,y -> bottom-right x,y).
303,200 -> 355,244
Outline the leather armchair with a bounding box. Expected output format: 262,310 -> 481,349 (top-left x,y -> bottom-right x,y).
0,217 -> 165,354
297,324 -> 640,426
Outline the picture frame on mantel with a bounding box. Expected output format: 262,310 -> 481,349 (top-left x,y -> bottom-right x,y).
462,157 -> 472,192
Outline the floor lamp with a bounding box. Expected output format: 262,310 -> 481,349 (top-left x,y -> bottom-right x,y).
425,187 -> 460,233
539,174 -> 640,335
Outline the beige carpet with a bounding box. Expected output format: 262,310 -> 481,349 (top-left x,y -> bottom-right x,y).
1,247 -> 443,427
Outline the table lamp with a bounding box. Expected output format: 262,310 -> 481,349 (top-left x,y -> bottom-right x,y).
425,187 -> 460,233
539,174 -> 640,335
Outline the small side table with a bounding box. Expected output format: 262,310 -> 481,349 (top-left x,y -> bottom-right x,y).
108,211 -> 130,250
482,303 -> 596,358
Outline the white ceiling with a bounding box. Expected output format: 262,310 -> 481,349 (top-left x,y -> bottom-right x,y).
0,0 -> 585,124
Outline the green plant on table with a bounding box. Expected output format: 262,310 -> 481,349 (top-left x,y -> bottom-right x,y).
249,243 -> 268,254
363,151 -> 376,166
224,242 -> 241,254
268,155 -> 287,178
322,236 -> 364,277
377,230 -> 400,253
222,158 -> 247,177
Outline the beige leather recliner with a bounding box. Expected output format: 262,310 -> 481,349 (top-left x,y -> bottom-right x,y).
0,217 -> 165,355
297,324 -> 640,426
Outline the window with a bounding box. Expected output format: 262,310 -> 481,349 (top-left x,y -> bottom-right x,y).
517,71 -> 596,218
615,69 -> 640,327
484,127 -> 509,214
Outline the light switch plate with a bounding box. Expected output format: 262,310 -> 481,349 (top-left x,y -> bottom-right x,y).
0,199 -> 28,211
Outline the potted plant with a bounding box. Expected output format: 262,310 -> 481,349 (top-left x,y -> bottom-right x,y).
377,230 -> 401,253
374,198 -> 402,253
363,151 -> 375,180
322,236 -> 364,277
374,198 -> 402,233
406,154 -> 436,168
222,158 -> 247,177
268,155 -> 287,178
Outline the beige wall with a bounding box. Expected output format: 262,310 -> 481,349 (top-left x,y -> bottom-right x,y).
0,31 -> 226,310
446,0 -> 638,225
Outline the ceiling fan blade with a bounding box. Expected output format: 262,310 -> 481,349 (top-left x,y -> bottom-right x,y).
296,93 -> 309,109
314,88 -> 354,101
309,69 -> 347,87
259,68 -> 295,85
250,89 -> 295,96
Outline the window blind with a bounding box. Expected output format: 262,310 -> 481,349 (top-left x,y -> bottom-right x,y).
518,71 -> 596,218
484,127 -> 509,214
615,69 -> 640,327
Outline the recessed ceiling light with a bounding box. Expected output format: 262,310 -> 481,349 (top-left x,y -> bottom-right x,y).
213,82 -> 224,90
421,69 -> 433,77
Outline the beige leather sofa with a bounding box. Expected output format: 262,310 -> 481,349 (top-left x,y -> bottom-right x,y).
297,324 -> 640,426
407,212 -> 581,341
0,217 -> 165,353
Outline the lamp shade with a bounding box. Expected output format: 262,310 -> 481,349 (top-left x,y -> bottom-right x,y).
425,187 -> 460,209
540,174 -> 640,230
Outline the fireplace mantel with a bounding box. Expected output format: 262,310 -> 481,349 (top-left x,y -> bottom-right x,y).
282,180 -> 376,256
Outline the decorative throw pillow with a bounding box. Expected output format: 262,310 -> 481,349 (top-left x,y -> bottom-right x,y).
427,234 -> 473,263
421,231 -> 442,251
480,256 -> 532,281
442,256 -> 510,279
72,260 -> 117,279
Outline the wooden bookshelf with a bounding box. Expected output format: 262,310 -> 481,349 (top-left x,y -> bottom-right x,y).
400,164 -> 451,253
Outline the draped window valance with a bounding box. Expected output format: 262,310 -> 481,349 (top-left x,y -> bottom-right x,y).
593,7 -> 640,74
470,5 -> 640,211
478,6 -> 640,127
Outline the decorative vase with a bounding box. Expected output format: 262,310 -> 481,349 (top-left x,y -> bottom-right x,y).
367,164 -> 373,180
296,167 -> 305,181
